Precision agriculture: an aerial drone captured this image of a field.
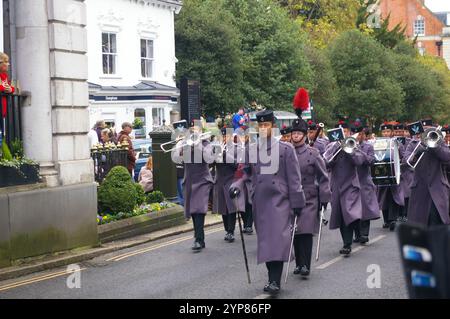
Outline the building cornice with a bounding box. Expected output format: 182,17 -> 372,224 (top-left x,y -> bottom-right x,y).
127,0 -> 182,14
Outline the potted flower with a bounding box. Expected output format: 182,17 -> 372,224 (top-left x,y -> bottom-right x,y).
0,139 -> 40,187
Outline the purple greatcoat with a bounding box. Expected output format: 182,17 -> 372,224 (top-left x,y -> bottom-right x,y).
213,145 -> 247,214
377,142 -> 405,209
325,142 -> 364,230
357,141 -> 381,221
400,138 -> 414,199
403,140 -> 450,225
231,138 -> 306,264
312,138 -> 328,156
294,144 -> 331,234
173,141 -> 215,218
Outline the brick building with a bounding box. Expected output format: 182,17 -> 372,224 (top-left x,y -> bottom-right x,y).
379,0 -> 450,67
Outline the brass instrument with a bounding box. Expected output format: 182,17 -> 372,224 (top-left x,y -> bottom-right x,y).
160,131 -> 212,153
323,134 -> 359,163
407,126 -> 443,169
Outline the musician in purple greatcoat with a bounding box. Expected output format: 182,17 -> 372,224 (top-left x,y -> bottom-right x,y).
351,121 -> 380,245
230,109 -> 306,296
403,120 -> 450,226
324,121 -> 364,256
377,123 -> 405,231
172,120 -> 215,251
291,118 -> 330,277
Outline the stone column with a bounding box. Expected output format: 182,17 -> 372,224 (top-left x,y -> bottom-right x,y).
15,0 -> 59,186
14,0 -> 93,187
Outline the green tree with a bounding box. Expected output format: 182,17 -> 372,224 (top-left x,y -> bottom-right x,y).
278,0 -> 361,48
328,30 -> 404,127
225,0 -> 313,111
304,45 -> 338,125
416,55 -> 450,124
175,0 -> 244,116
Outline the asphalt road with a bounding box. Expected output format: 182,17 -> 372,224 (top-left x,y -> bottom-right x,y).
0,211 -> 408,299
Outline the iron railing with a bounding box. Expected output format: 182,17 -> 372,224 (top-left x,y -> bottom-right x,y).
91,143 -> 129,183
0,92 -> 27,149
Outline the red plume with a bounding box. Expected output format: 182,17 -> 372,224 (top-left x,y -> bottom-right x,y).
293,88 -> 310,118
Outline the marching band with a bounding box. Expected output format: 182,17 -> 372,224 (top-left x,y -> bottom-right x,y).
169,100 -> 450,297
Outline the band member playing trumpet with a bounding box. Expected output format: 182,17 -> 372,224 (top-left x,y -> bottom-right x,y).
351,120 -> 380,244
403,119 -> 450,226
323,121 -> 364,256
377,123 -> 405,231
291,118 -> 330,277
230,110 -> 306,296
213,127 -> 239,243
172,120 -> 216,251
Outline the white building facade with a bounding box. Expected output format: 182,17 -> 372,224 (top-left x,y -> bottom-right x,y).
85,0 -> 181,138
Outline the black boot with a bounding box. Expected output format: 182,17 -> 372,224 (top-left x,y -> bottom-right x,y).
192,241 -> 202,251
228,233 -> 235,243
263,282 -> 270,292
389,221 -> 396,232
382,223 -> 389,229
293,266 -> 301,275
339,246 -> 351,256
300,266 -> 310,277
360,236 -> 369,244
267,281 -> 280,296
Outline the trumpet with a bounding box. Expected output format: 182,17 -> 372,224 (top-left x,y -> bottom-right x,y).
160,131 -> 212,153
407,126 -> 443,169
323,134 -> 359,163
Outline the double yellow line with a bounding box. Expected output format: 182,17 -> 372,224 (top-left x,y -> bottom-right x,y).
0,267 -> 86,292
107,227 -> 223,262
0,226 -> 223,293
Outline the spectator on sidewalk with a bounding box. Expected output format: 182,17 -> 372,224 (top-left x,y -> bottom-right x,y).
88,124 -> 99,148
138,157 -> 154,193
118,122 -> 136,176
101,128 -> 116,145
0,53 -> 15,135
232,108 -> 248,132
95,120 -> 106,141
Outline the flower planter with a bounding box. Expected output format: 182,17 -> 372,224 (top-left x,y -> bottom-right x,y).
98,205 -> 186,243
0,164 -> 40,188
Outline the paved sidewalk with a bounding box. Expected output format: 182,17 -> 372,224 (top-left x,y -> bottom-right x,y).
0,214 -> 223,281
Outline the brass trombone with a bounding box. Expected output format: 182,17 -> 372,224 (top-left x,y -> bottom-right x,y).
407,126 -> 443,169
160,131 -> 213,153
323,134 -> 359,163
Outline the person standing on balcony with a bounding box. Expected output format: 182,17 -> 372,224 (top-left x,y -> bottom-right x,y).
118,122 -> 136,176
0,53 -> 15,136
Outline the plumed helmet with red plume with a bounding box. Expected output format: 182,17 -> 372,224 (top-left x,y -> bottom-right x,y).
293,88 -> 310,118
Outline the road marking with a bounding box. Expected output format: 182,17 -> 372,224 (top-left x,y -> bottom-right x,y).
0,268 -> 86,292
315,235 -> 386,270
107,227 -> 223,262
254,294 -> 271,299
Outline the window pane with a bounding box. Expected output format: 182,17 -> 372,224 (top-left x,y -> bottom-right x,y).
141,59 -> 146,77
141,39 -> 147,58
102,33 -> 109,53
110,34 -> 117,53
103,54 -> 109,74
110,55 -> 116,74
146,60 -> 152,78
147,40 -> 154,59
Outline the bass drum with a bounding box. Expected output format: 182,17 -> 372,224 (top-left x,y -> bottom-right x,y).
371,138 -> 401,187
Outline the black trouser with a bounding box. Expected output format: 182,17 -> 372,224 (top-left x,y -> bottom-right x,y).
242,203 -> 253,228
428,202 -> 444,226
401,198 -> 409,218
354,220 -> 371,238
192,214 -> 205,244
222,213 -> 236,234
340,220 -> 359,248
265,261 -> 284,286
382,190 -> 403,223
293,234 -> 313,269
